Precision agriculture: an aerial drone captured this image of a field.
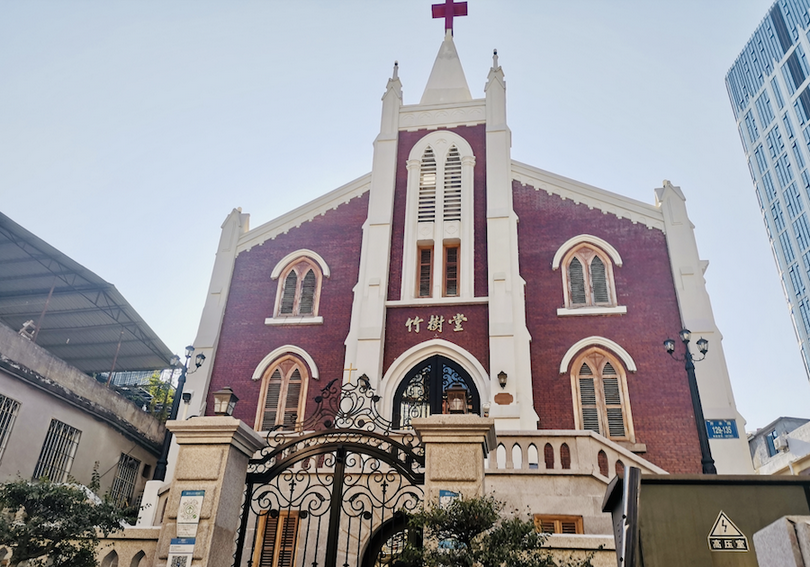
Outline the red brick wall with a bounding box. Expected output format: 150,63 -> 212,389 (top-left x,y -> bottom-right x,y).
382,304 -> 490,375
513,181 -> 702,474
205,193 -> 368,425
387,125 -> 489,300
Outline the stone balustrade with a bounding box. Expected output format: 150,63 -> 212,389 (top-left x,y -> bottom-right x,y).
486,430 -> 666,481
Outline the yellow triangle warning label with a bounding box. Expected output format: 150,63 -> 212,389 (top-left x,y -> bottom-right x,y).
708,511 -> 749,552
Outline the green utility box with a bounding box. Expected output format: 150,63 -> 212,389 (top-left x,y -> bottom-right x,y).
602,469 -> 810,567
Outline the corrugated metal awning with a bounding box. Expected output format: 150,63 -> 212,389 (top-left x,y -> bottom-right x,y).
0,211 -> 173,374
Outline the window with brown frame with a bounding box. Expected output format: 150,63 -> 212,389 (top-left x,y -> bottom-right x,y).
571,349 -> 633,442
418,246 -> 433,298
255,357 -> 308,432
444,245 -> 459,297
563,245 -> 615,308
275,258 -> 322,317
533,514 -> 584,535
253,511 -> 300,567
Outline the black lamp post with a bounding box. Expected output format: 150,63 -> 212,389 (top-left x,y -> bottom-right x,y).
664,329 -> 716,474
153,345 -> 206,481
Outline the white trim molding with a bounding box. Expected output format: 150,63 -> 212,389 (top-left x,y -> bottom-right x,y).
264,316 -> 324,326
270,249 -> 331,279
378,339 -> 490,419
559,337 -> 637,374
557,306 -> 627,317
552,235 -> 623,270
251,345 -> 320,381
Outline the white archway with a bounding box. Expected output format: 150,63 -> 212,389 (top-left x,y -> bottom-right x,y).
379,339 -> 490,419
559,336 -> 637,374
270,249 -> 331,279
551,234 -> 623,270
252,345 -> 320,381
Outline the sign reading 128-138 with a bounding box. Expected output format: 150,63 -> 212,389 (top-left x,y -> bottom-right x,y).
706,419 -> 739,439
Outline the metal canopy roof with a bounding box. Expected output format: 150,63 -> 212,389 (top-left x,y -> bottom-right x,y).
0,211 -> 174,374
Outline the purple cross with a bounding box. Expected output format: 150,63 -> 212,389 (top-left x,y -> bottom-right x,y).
432,0 -> 468,34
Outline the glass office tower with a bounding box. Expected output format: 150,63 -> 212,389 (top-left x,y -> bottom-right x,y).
727,0 -> 810,377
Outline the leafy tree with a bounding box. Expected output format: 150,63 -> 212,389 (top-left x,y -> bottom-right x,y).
400,495 -> 594,567
0,478 -> 126,567
145,371 -> 174,422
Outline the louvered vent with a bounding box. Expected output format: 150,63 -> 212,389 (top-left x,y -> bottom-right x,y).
283,370 -> 302,430
561,521 -> 579,534
418,148 -> 437,222
591,256 -> 609,303
419,248 -> 432,297
539,521 -> 555,533
258,514 -> 279,567
606,408 -> 626,437
280,271 -> 297,314
262,369 -> 283,430
443,146 -> 462,221
578,376 -> 596,405
569,258 -> 586,304
299,270 -> 316,314
603,362 -> 616,375
579,363 -> 593,376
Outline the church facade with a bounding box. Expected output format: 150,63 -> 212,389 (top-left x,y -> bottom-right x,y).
185,31 -> 752,489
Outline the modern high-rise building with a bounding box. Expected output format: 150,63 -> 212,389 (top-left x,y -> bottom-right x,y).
727,0 -> 810,377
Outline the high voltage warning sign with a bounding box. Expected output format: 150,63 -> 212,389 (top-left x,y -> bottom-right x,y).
707,511 -> 749,552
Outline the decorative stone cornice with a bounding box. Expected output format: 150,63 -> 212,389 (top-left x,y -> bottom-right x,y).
236,173 -> 371,254
511,161 -> 665,231
167,416 -> 267,457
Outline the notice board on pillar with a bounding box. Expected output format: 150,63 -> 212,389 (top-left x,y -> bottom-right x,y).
602,472 -> 810,567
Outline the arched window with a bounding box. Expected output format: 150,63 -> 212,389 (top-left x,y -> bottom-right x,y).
571,348 -> 634,442
560,443 -> 571,470
598,450 -> 609,477
563,245 -> 616,308
392,355 -> 480,429
402,132 -> 475,301
274,257 -> 323,318
255,356 -> 309,432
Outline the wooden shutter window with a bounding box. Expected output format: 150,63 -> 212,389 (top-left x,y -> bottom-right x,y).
591,256 -> 609,303
255,512 -> 299,567
573,350 -> 632,442
533,515 -> 584,535
418,247 -> 433,297
419,148 -> 437,222
262,369 -> 283,431
568,258 -> 587,304
298,270 -> 316,314
256,359 -> 308,433
280,272 -> 297,314
444,246 -> 459,297
578,363 -> 600,434
283,370 -> 302,430
443,146 -> 462,221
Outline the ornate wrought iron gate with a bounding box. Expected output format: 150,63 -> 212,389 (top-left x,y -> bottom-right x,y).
234,376 -> 425,567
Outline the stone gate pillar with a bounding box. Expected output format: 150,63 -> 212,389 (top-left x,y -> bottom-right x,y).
412,415 -> 497,502
153,417 -> 266,567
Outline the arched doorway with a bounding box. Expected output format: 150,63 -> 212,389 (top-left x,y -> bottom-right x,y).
392,355 -> 481,429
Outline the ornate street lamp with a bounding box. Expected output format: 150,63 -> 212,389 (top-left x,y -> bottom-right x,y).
664,329 -> 716,474
153,345 -> 206,481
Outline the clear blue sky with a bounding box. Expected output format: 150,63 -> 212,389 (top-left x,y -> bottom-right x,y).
1,1 -> 806,430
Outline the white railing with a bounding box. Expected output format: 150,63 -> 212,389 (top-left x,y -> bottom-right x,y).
485,430 -> 666,482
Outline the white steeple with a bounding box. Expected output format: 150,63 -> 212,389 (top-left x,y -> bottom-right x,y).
420,30 -> 472,105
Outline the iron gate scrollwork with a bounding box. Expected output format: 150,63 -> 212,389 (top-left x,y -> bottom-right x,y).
234,375 -> 425,567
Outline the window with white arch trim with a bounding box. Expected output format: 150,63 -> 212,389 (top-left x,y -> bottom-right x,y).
562,244 -> 616,309
255,355 -> 310,432
570,348 -> 635,443
401,132 -> 475,302
274,257 -> 322,318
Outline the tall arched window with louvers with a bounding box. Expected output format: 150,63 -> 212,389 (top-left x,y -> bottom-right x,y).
255,356 -> 309,432
571,348 -> 634,443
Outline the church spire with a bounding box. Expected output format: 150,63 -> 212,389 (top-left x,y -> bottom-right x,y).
419,30 -> 472,105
